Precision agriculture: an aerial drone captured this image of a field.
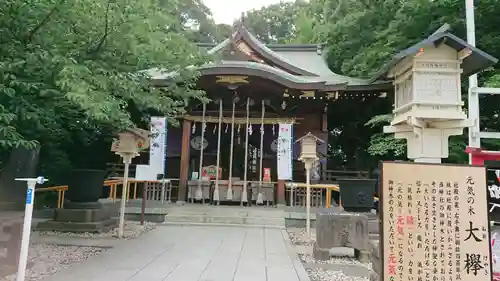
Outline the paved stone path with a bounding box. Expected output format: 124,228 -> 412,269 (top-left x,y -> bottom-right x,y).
42,225 -> 310,281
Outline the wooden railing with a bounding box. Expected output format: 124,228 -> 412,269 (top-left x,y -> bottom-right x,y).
36,179 -> 123,209
36,185 -> 68,209
36,178 -> 180,209
107,179 -> 179,202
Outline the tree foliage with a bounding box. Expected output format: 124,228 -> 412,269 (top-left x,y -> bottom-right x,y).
238,0 -> 500,167
0,0 -> 210,181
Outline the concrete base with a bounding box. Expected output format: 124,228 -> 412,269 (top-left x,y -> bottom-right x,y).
370,271 -> 379,281
54,204 -> 117,223
35,201 -> 119,233
370,240 -> 381,274
354,249 -> 370,263
313,243 -> 330,261
37,218 -> 118,233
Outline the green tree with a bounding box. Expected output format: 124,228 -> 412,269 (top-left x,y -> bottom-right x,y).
0,0 -> 208,181
241,0 -> 500,166
236,0 -> 310,44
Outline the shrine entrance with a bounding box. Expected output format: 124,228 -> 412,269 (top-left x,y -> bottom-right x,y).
152,23 -> 390,206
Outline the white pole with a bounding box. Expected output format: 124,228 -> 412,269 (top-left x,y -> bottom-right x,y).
118,153 -> 132,238
466,0 -> 480,163
15,177 -> 46,281
257,100 -> 265,204
196,103 -> 206,201
227,100 -> 236,200
305,162 -> 312,237
214,100 -> 223,204
242,97 -> 250,206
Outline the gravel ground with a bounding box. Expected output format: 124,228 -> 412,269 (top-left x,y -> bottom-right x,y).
0,222 -> 157,281
299,253 -> 372,269
37,221 -> 156,239
288,227 -> 373,281
0,244 -> 104,281
307,268 -> 370,281
287,227 -> 315,246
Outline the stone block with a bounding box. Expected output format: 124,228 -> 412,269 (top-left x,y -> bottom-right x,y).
354,249 -> 370,263
316,211 -> 369,251
313,242 -> 330,261
370,271 -> 379,281
37,218 -> 118,233
370,240 -> 380,259
0,213 -> 22,278
54,204 -> 118,223
370,240 -> 381,274
35,201 -> 120,233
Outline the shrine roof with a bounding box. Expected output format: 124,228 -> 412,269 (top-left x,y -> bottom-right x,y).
370,28 -> 498,83
197,25 -> 391,91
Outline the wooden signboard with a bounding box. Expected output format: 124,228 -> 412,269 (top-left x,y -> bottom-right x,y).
380,162 -> 492,281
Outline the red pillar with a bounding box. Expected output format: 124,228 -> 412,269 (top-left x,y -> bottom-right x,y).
277,180 -> 286,206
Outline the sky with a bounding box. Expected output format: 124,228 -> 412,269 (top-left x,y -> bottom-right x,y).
203,0 -> 291,24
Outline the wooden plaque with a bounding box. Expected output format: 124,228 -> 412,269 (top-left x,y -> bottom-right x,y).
380,162 -> 492,281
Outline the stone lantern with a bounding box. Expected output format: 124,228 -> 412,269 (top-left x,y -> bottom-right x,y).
296,132 -> 323,164
371,26 -> 498,163
111,128 -> 150,155
295,132 -> 324,236
111,128 -> 150,238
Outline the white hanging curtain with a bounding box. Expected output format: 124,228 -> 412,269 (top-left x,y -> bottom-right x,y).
195,102 -> 206,201
214,99 -> 223,204
242,97 -> 250,206
257,100 -> 265,205
227,99 -> 236,200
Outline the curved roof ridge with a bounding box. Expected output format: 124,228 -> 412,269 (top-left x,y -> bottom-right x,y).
201,60 -> 326,84
207,38 -> 231,55
236,26 -> 319,76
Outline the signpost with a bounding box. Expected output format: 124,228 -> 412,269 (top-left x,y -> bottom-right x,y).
379,162 -> 492,281
15,176 -> 47,281
111,128 -> 149,238
295,132 -> 323,237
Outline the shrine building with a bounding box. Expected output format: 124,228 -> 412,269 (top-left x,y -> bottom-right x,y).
147,23 -> 391,205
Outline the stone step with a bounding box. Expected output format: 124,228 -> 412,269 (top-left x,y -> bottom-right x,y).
167,206 -> 285,218
162,221 -> 285,229
164,214 -> 285,227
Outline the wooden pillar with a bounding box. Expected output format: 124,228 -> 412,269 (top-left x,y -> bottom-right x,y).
277,180 -> 286,206
178,119 -> 192,203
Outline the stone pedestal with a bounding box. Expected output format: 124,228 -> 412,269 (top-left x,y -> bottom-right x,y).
37,202 -> 119,233
313,211 -> 369,261
0,212 -> 33,277
369,240 -> 381,281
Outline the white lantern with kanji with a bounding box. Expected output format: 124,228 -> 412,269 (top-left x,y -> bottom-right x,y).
111,128 -> 150,154
295,132 -> 323,162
